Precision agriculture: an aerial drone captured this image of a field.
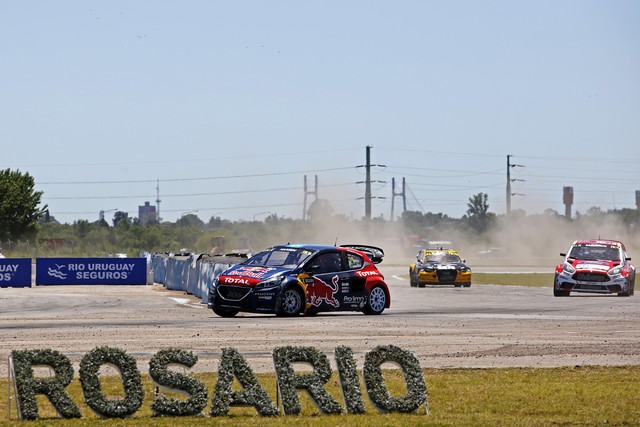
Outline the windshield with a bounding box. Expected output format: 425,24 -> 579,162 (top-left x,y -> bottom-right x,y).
424,251 -> 461,263
245,247 -> 314,268
568,245 -> 621,262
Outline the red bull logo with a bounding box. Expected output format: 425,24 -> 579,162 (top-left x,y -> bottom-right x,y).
307,275 -> 340,308
228,266 -> 272,279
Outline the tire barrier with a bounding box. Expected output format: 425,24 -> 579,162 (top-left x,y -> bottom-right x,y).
149,254 -> 245,303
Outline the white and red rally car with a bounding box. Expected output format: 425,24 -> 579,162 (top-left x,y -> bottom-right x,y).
554,239 -> 635,297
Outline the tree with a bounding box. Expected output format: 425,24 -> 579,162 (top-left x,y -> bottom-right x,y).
465,192 -> 492,234
176,213 -> 204,228
0,169 -> 46,242
307,199 -> 334,221
113,211 -> 131,228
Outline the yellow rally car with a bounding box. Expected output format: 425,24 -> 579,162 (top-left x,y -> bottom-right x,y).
409,249 -> 472,287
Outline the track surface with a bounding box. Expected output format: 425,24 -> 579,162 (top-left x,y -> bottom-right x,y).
2,265 -> 639,373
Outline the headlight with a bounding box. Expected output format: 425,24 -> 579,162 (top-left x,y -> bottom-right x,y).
210,277 -> 219,289
256,275 -> 283,289
562,263 -> 576,274
420,267 -> 435,272
608,266 -> 623,277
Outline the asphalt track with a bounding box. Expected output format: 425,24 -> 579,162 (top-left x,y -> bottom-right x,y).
1,265 -> 639,373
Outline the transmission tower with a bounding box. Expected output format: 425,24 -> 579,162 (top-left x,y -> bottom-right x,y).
303,175 -> 318,220
390,177 -> 406,220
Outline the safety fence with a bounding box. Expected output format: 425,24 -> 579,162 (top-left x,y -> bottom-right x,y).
0,254 -> 244,304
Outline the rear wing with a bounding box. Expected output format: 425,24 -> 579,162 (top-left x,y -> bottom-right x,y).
340,245 -> 384,264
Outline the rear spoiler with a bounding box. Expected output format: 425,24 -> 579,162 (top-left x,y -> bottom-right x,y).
340,245 -> 384,264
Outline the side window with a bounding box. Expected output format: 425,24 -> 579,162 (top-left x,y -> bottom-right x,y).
312,253 -> 343,274
346,253 -> 364,270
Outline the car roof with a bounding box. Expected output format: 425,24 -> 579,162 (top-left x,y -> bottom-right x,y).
271,244 -> 337,252
572,239 -> 625,250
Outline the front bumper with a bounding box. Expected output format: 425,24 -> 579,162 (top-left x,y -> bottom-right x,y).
417,270 -> 471,286
208,284 -> 279,313
555,272 -> 630,294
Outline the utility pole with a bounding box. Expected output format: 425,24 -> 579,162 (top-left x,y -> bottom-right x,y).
365,145 -> 372,220
506,155 -> 524,215
356,146 -> 385,220
391,177 -> 406,220
303,175 -> 318,220
155,179 -> 162,222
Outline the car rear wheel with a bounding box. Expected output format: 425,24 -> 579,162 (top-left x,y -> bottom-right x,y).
276,287 -> 303,316
213,307 -> 240,317
363,285 -> 387,315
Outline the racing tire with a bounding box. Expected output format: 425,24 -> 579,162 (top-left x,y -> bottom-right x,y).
276,287 -> 304,317
363,285 -> 387,315
213,307 -> 240,317
553,288 -> 570,297
417,282 -> 425,288
463,283 -> 471,288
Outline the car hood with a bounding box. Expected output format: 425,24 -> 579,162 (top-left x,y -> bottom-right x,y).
218,264 -> 290,286
567,259 -> 618,272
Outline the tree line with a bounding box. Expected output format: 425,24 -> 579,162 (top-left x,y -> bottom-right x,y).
2,168 -> 639,259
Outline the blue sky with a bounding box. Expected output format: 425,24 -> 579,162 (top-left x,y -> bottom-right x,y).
1,1 -> 638,224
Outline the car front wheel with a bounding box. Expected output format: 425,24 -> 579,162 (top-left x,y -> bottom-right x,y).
409,271 -> 418,287
276,287 -> 303,316
363,285 -> 387,315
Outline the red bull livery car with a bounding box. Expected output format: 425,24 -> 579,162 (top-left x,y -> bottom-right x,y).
554,239 -> 636,297
208,244 -> 390,317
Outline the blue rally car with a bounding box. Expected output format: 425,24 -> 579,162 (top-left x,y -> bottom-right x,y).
208,244 -> 390,317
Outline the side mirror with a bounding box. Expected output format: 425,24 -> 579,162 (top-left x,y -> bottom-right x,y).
306,264 -> 320,275
626,257 -> 632,261
560,253 -> 566,257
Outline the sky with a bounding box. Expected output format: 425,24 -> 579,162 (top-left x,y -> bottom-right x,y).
1,1 -> 639,224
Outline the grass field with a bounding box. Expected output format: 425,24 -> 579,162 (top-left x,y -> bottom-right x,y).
1,366 -> 639,426
472,272 -> 554,287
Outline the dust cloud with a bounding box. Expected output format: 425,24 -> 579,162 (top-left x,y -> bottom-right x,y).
262,211 -> 640,269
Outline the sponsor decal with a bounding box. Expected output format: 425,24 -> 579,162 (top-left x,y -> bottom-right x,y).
575,262 -> 609,271
223,277 -> 250,285
343,295 -> 366,304
35,258 -> 146,285
355,270 -> 378,277
307,275 -> 340,308
0,258 -> 32,288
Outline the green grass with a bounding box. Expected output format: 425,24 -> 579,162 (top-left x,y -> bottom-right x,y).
472,273 -> 554,287
2,366 -> 639,426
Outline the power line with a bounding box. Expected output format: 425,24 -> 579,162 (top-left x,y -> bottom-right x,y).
37,167 -> 356,185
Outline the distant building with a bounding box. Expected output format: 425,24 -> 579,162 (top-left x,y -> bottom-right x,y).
138,201 -> 157,225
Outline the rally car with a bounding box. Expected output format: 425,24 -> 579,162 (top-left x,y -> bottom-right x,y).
554,239 -> 635,297
409,249 -> 471,287
208,244 -> 390,317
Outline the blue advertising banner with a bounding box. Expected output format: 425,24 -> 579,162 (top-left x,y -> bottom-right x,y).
35,258 -> 147,285
0,258 -> 32,288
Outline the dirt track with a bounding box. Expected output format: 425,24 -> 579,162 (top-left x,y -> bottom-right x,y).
1,265 -> 639,373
